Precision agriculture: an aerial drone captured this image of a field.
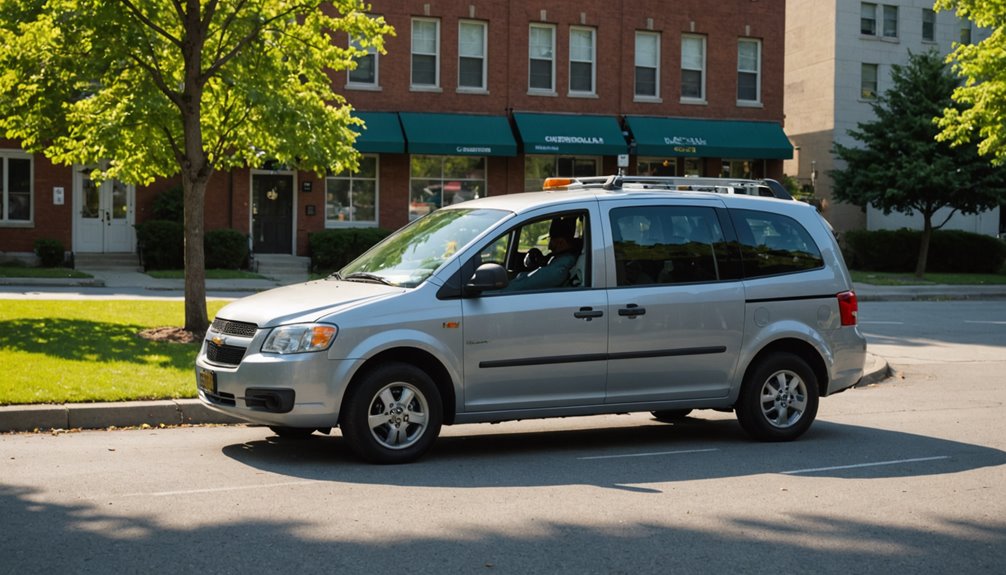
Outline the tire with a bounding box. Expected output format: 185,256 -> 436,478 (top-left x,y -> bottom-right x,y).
268,426 -> 317,439
651,409 -> 693,423
340,362 -> 443,464
735,353 -> 819,442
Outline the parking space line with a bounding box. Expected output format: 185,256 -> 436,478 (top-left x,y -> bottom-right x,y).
577,448 -> 719,460
781,456 -> 949,475
125,480 -> 322,498
964,320 -> 1006,325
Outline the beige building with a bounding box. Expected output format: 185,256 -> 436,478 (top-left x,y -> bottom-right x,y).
785,0 -> 995,235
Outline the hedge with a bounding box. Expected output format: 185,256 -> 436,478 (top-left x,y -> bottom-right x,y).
308,228 -> 392,273
843,229 -> 1006,273
135,220 -> 184,270
34,238 -> 66,268
205,228 -> 249,269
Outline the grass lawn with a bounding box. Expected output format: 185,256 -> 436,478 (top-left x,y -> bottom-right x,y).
0,300 -> 227,405
851,270 -> 1006,286
0,266 -> 91,279
146,269 -> 267,280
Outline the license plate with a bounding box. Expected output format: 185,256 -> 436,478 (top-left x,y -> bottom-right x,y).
198,368 -> 217,395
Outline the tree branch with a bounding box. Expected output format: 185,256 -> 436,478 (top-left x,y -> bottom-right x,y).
117,0 -> 183,49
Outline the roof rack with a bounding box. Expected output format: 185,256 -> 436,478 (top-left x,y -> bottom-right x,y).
542,175 -> 792,199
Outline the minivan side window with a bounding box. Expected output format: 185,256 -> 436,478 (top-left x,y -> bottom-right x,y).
477,211 -> 589,291
730,209 -> 824,277
610,206 -> 729,286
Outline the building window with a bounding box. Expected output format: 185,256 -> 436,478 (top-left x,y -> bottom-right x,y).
861,63 -> 878,99
347,35 -> 378,87
861,3 -> 877,35
961,22 -> 973,44
636,158 -> 676,177
409,156 -> 486,221
326,156 -> 378,226
922,9 -> 936,42
411,18 -> 439,88
569,26 -> 596,94
524,156 -> 598,192
529,24 -> 555,92
681,35 -> 706,101
459,20 -> 487,90
634,31 -> 659,99
683,158 -> 702,176
737,38 -> 761,103
882,5 -> 898,38
721,160 -> 753,179
1,151 -> 32,223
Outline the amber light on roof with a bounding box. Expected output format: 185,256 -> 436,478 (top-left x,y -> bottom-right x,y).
543,177 -> 575,190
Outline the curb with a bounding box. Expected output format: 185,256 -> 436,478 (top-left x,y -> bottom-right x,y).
0,399 -> 241,433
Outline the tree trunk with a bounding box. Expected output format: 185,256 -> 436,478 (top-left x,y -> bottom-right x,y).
182,175 -> 209,336
914,214 -> 933,279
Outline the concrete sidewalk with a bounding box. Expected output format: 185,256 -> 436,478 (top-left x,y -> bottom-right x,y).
5,267 -> 1003,433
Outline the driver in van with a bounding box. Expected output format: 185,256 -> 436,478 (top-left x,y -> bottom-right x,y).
502,217 -> 580,291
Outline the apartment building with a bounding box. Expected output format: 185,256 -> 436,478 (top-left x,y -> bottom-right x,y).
785,0 -> 999,235
1,0 -> 791,261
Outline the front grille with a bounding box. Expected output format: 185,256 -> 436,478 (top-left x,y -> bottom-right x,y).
206,341 -> 247,366
211,318 -> 259,338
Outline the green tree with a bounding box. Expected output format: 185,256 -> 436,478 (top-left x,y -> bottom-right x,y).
934,1 -> 1006,164
0,1 -> 392,335
831,50 -> 1006,277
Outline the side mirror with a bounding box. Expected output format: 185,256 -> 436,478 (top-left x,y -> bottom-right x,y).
464,263 -> 508,296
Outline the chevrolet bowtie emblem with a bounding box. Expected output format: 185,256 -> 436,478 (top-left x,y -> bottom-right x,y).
211,336 -> 225,346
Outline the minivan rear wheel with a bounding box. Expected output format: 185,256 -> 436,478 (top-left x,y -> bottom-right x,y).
736,353 -> 819,442
340,362 -> 443,464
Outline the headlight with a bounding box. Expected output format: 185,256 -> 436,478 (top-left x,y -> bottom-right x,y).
261,324 -> 338,354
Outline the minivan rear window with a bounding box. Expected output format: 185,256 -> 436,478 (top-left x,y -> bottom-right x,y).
730,209 -> 823,277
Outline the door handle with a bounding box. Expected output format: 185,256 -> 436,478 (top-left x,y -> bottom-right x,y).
618,304 -> 646,318
574,307 -> 603,321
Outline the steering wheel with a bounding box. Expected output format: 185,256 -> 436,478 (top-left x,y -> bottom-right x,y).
523,247 -> 545,270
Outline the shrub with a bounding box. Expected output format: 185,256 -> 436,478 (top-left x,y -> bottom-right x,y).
135,220 -> 184,270
843,228 -> 1006,273
151,186 -> 184,222
308,228 -> 392,273
34,238 -> 65,268
204,229 -> 249,269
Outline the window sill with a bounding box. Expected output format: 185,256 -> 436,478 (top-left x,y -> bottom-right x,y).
680,97 -> 707,106
410,85 -> 443,93
859,34 -> 900,44
456,87 -> 490,95
345,83 -> 382,91
567,91 -> 598,99
633,95 -> 662,103
0,220 -> 34,228
736,100 -> 763,108
527,89 -> 558,97
325,221 -> 379,229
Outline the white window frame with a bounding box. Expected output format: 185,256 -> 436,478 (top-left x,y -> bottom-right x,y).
346,34 -> 379,89
882,5 -> 898,39
458,20 -> 488,92
528,23 -> 556,94
411,17 -> 440,89
861,63 -> 878,100
737,38 -> 761,105
0,149 -> 33,225
922,9 -> 936,42
861,2 -> 878,36
325,155 -> 379,228
568,26 -> 596,96
634,31 -> 660,101
680,34 -> 706,103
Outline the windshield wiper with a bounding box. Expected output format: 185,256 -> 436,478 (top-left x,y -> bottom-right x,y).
343,272 -> 394,286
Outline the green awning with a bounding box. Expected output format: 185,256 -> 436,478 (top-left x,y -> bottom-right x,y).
625,116 -> 794,159
513,113 -> 628,156
399,112 -> 517,156
352,112 -> 405,154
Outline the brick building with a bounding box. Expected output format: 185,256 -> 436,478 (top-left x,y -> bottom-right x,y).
0,0 -> 791,262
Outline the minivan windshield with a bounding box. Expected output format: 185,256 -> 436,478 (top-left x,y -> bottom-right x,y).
337,208 -> 510,287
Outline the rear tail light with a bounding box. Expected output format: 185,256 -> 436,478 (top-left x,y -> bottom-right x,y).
837,291 -> 858,326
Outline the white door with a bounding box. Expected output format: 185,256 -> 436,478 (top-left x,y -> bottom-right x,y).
74,167 -> 135,253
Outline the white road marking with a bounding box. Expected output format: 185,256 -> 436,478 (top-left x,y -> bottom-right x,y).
781,456 -> 949,475
577,448 -> 719,461
964,320 -> 1006,325
124,480 -> 322,497
860,321 -> 904,325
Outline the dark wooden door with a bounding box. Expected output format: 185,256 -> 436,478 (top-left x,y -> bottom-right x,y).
252,173 -> 293,253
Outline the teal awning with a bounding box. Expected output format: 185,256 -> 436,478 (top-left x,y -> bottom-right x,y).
625,116 -> 794,159
352,112 -> 405,153
513,113 -> 628,156
399,112 -> 517,156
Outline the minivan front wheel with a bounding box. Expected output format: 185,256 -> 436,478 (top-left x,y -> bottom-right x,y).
736,353 -> 819,442
341,363 -> 443,464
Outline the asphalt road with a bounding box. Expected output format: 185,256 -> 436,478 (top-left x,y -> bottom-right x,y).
1,300 -> 1004,574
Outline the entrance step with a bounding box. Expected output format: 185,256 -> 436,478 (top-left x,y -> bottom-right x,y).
74,252 -> 142,271
254,254 -> 310,282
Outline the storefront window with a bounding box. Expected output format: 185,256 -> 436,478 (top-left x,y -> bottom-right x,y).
1,152 -> 32,223
326,155 -> 378,225
683,158 -> 702,176
721,160 -> 753,179
409,155 -> 486,221
636,158 -> 677,177
524,155 -> 598,191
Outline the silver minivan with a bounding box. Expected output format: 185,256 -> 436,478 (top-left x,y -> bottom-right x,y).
196,176 -> 866,463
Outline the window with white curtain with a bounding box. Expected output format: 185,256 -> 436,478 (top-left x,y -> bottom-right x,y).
459,20 -> 487,90
681,35 -> 705,101
529,24 -> 555,92
737,39 -> 761,103
569,26 -> 596,94
634,31 -> 659,98
411,18 -> 439,87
